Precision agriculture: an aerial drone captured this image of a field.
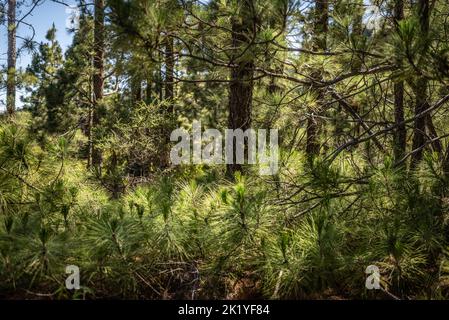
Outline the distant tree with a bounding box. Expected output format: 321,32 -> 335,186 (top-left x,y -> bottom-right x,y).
24,24 -> 64,132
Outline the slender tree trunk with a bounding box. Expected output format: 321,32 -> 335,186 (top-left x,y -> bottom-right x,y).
410,78 -> 427,169
410,0 -> 429,169
156,49 -> 164,101
93,0 -> 105,104
89,0 -> 105,169
418,0 -> 441,158
164,36 -> 174,106
159,35 -> 176,169
393,0 -> 406,164
306,0 -> 328,157
426,113 -> 442,154
154,69 -> 163,101
226,0 -> 255,176
87,99 -> 93,168
6,0 -> 17,116
131,76 -> 142,103
145,77 -> 152,102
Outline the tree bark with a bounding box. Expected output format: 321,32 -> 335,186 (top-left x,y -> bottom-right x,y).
6,0 -> 17,116
158,36 -> 176,169
306,0 -> 328,157
93,0 -> 105,104
426,113 -> 442,155
145,77 -> 152,102
410,0 -> 429,169
226,0 -> 255,177
393,0 -> 406,164
164,36 -> 174,107
131,76 -> 142,103
89,0 -> 105,169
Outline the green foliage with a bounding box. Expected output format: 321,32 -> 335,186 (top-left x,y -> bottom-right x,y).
4,0 -> 449,301
262,211 -> 346,298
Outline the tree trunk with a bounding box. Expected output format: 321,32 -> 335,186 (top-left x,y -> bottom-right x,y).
164,36 -> 174,107
131,76 -> 142,103
87,99 -> 94,168
426,113 -> 442,155
306,0 -> 328,157
393,0 -> 406,164
93,0 -> 105,104
6,0 -> 16,116
145,76 -> 152,102
156,49 -> 164,101
158,36 -> 176,169
226,1 -> 255,177
410,79 -> 427,169
89,0 -> 105,169
410,0 -> 429,169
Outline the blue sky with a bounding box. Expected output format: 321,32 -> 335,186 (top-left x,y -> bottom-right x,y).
1,0 -> 76,109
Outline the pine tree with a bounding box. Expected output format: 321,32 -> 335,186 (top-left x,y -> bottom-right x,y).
6,0 -> 16,115
226,0 -> 257,176
305,0 -> 328,157
89,0 -> 105,169
24,24 -> 64,132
